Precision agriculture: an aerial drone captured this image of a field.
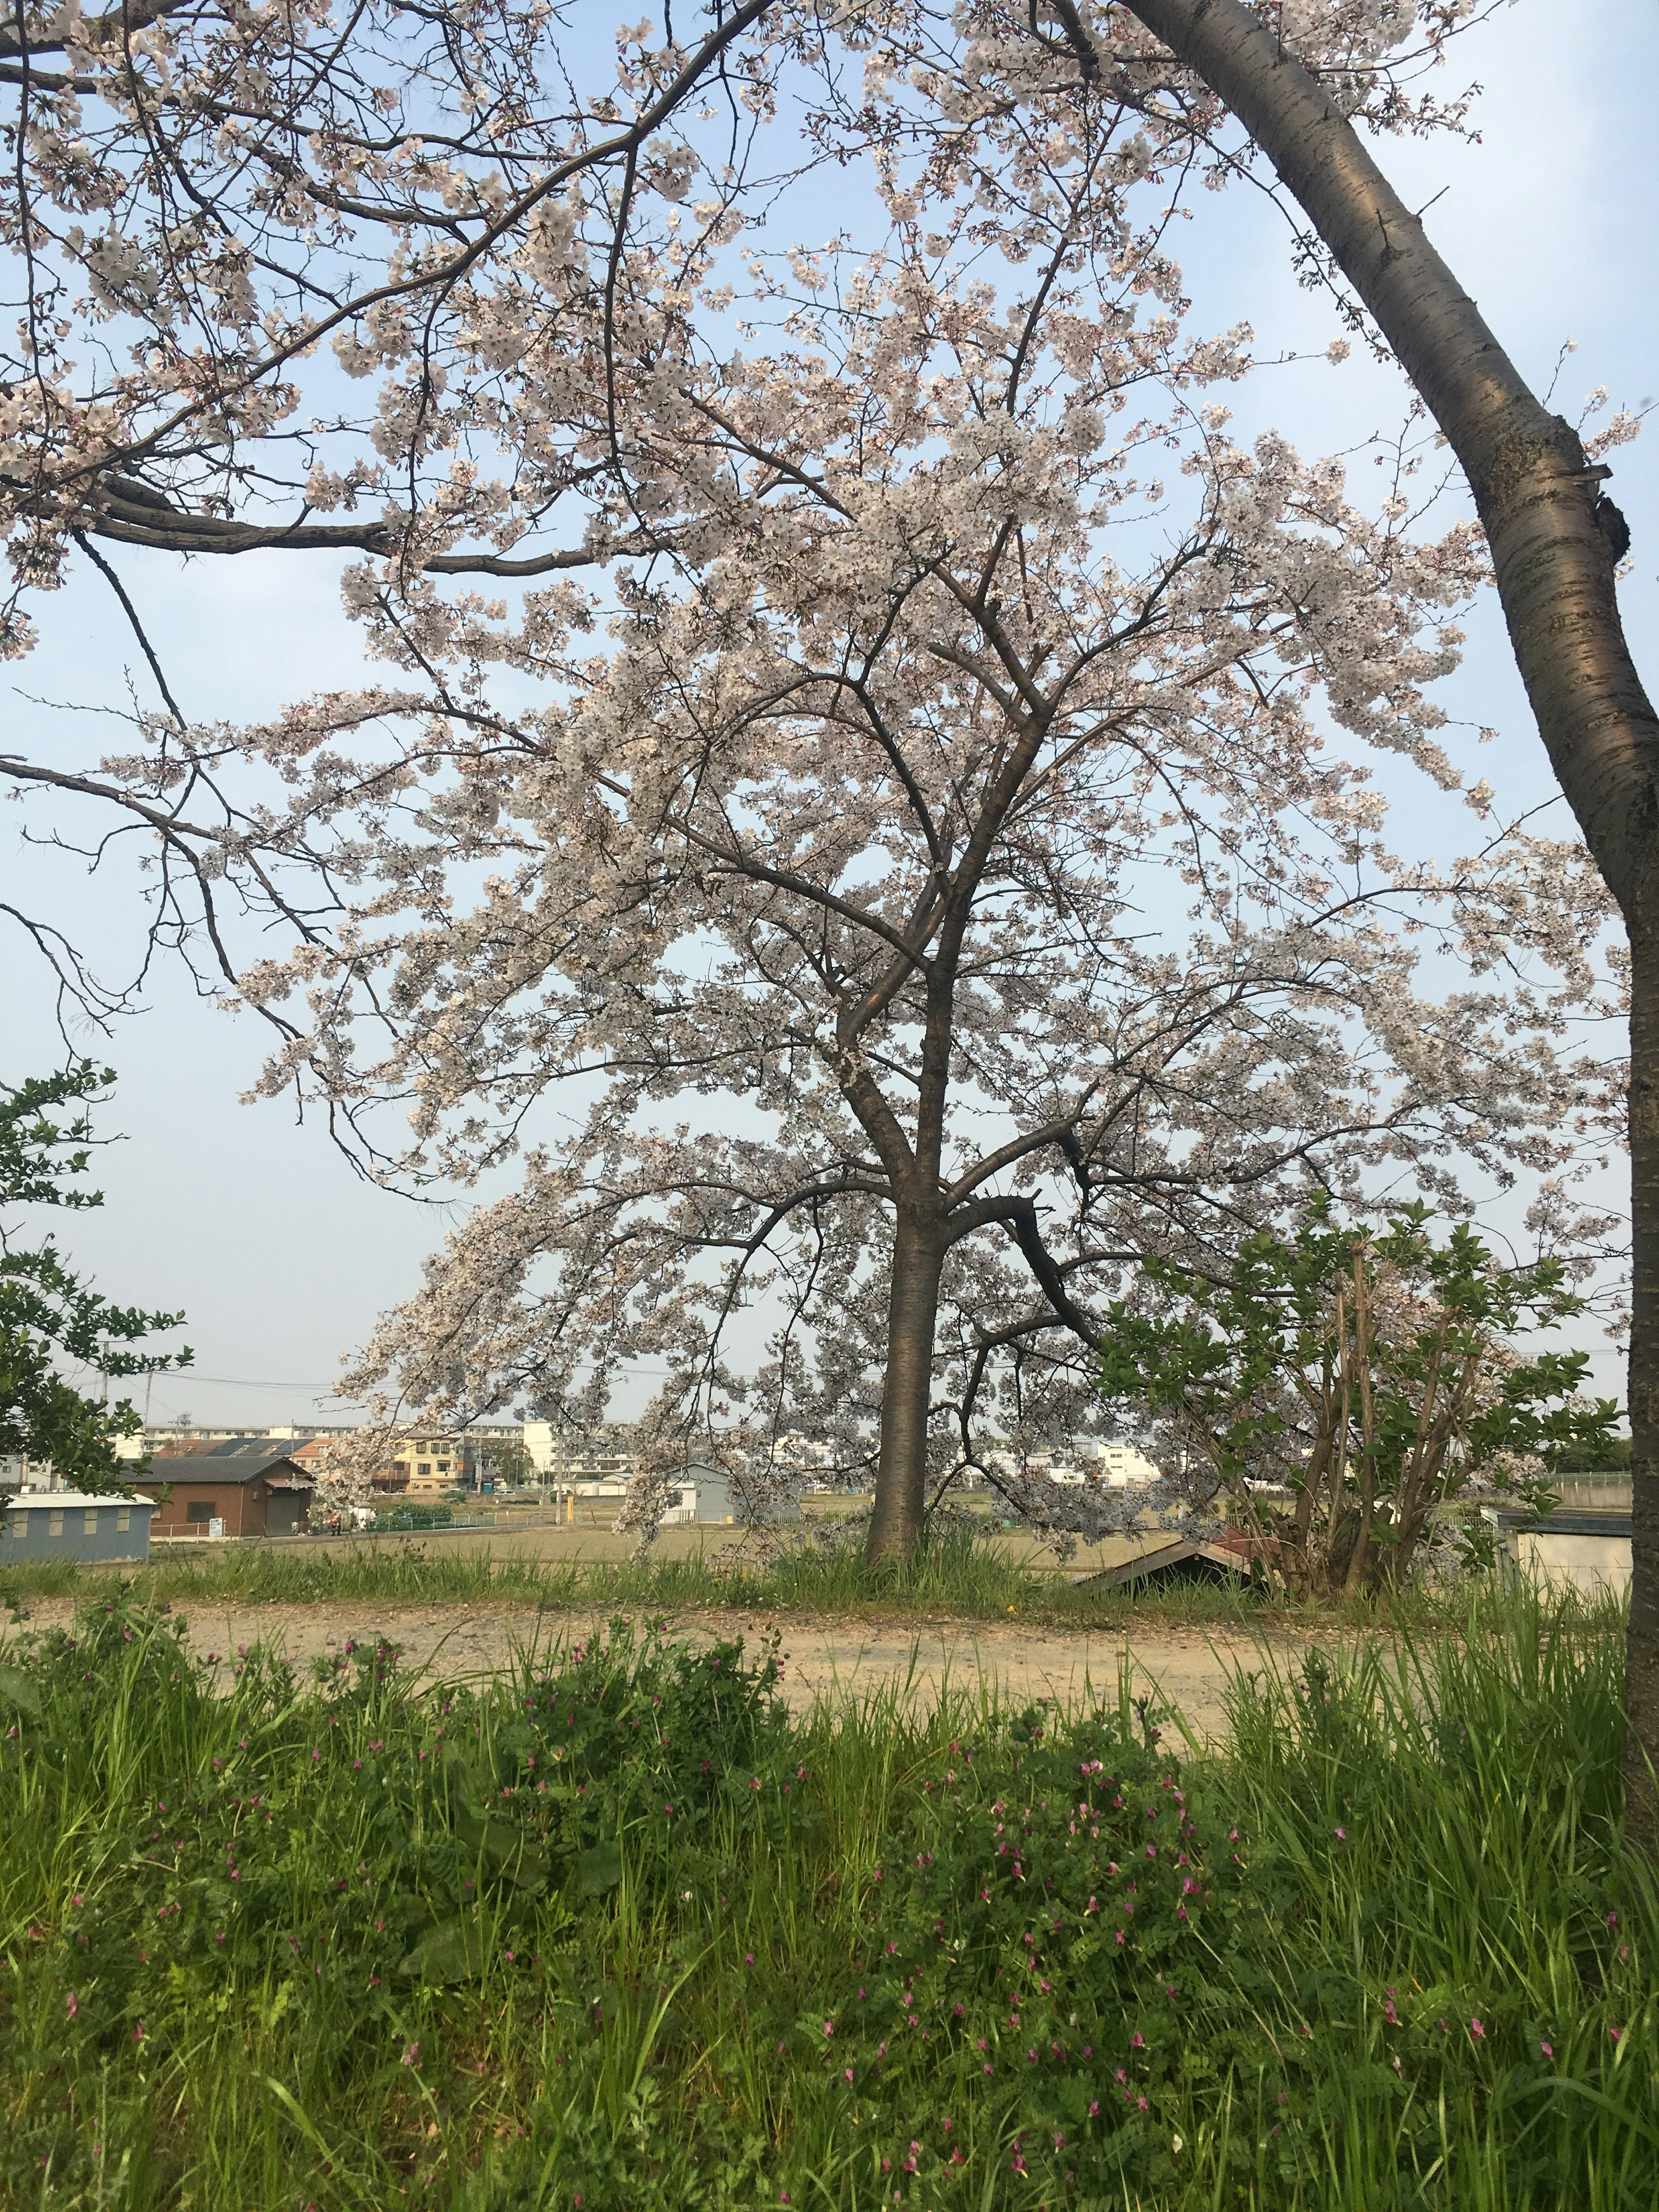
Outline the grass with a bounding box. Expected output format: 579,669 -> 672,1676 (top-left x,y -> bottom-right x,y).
0,1518 -> 1468,1635
0,1580 -> 1653,2209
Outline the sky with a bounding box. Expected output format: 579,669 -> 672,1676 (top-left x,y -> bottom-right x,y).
4,0 -> 1655,1429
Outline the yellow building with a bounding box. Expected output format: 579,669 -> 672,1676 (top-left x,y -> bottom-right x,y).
376,1435 -> 474,1497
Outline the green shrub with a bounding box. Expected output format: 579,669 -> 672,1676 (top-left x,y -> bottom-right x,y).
0,1588 -> 1652,2209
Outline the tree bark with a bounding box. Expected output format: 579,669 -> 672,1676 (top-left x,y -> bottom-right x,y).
867,1205 -> 947,1561
1119,0 -> 1659,1840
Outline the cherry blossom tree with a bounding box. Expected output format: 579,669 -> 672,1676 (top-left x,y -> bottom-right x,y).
0,5 -> 1626,1565
233,208 -> 1609,1560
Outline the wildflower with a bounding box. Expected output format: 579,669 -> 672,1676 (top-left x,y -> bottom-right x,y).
1334,1827 -> 1346,1842
401,2042 -> 420,2067
66,1993 -> 78,2018
1540,2040 -> 1554,2059
1172,2135 -> 1184,2155
823,2019 -> 835,2038
1607,1910 -> 1619,1929
1469,2018 -> 1484,2040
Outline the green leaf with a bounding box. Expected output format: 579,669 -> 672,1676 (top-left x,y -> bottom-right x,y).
0,1662 -> 41,1718
397,1914 -> 487,1984
454,1809 -> 549,1891
575,1838 -> 623,1896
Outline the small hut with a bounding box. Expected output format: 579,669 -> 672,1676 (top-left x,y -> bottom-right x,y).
1,1491 -> 157,1563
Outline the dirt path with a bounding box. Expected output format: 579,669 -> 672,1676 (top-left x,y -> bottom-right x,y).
16,1598 -> 1325,1744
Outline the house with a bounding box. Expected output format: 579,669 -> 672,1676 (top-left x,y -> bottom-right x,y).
147,1446 -> 314,1538
1,1491 -> 157,1563
369,1432 -> 480,1496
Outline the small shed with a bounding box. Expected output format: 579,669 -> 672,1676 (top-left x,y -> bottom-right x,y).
659,1462 -> 802,1526
1489,1508 -> 1631,1600
148,1447 -> 314,1539
2,1491 -> 156,1564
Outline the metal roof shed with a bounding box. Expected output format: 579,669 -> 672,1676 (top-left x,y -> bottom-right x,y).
2,1492 -> 157,1564
660,1463 -> 803,1526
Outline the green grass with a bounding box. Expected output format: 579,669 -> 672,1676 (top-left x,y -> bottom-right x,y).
0,1519 -> 1464,1635
1,1583 -> 1652,2209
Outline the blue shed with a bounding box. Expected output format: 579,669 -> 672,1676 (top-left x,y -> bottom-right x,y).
1,1491 -> 156,1564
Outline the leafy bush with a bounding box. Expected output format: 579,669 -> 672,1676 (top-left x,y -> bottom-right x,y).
0,1590 -> 1652,2209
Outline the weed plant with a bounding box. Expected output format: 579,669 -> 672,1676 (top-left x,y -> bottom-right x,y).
0,1585 -> 1651,2209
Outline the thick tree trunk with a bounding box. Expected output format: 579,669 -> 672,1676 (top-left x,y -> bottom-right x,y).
1631,934 -> 1659,1817
1120,0 -> 1659,1842
866,1206 -> 947,1561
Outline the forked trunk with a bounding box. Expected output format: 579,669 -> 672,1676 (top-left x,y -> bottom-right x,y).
866,1207 -> 947,1562
1119,0 -> 1659,1844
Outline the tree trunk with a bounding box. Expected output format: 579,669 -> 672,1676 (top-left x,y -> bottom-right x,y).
1120,0 -> 1659,1843
1632,931 -> 1659,1819
866,1206 -> 947,1561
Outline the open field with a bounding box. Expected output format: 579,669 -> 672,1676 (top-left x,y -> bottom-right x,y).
0,1520 -> 1476,1640
10,1595 -> 1307,1746
2,1583 -> 1653,2211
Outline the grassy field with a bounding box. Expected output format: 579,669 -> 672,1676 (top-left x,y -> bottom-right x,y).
0,1520 -> 1471,1635
1,1581 -> 1653,2210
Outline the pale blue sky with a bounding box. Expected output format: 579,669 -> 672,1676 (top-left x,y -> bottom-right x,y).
6,0 -> 1653,1426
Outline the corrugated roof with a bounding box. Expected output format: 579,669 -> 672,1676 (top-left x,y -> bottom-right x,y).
4,1491 -> 157,1510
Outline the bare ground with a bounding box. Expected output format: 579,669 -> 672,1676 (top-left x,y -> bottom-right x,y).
15,1597 -> 1328,1744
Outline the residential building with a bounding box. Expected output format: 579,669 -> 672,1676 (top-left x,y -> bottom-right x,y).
0,1455 -> 56,1491
373,1433 -> 479,1496
522,1423 -> 633,1485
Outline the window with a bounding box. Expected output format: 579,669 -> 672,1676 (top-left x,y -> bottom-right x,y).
84,1509 -> 99,1533
10,1510 -> 25,1536
187,1501 -> 216,1526
437,1460 -> 450,1474
50,1510 -> 64,1536
394,1461 -> 408,1475
117,1507 -> 131,1532
418,1462 -> 431,1478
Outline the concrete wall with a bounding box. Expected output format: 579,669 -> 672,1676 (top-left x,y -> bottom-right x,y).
1512,1529 -> 1631,1600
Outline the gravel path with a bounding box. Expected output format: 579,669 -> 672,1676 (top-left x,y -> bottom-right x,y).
16,1598 -> 1325,1745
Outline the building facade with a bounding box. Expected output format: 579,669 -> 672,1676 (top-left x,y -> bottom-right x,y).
147,1447 -> 314,1538
2,1491 -> 156,1563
